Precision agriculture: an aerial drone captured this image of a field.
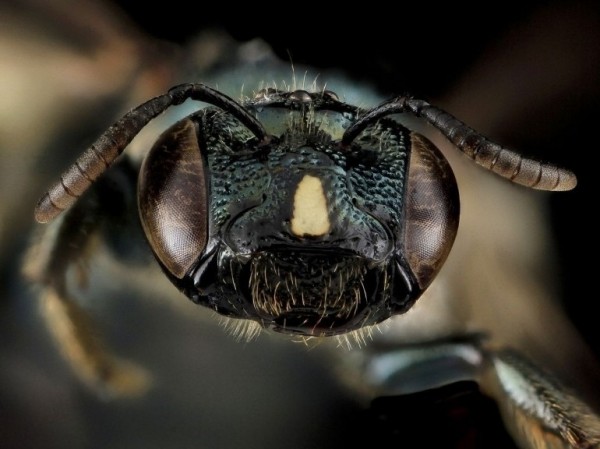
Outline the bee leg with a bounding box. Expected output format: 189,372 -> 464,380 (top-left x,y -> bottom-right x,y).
353,337 -> 520,446
482,349 -> 600,449
23,157 -> 151,398
354,338 -> 600,447
355,336 -> 486,396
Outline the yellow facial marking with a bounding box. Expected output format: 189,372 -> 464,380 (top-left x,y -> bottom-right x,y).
290,175 -> 331,237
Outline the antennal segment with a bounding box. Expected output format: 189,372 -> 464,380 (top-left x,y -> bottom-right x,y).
342,96 -> 577,192
35,84 -> 268,224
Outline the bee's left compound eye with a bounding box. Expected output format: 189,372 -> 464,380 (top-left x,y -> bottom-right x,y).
138,119 -> 208,279
402,134 -> 460,293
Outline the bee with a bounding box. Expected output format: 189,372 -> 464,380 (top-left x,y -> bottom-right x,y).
26,71 -> 600,447
4,2 -> 600,449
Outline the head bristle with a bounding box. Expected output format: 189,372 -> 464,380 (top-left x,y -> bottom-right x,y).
219,316 -> 262,342
334,323 -> 381,350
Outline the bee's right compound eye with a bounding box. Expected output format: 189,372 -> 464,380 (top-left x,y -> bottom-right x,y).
138,118 -> 208,279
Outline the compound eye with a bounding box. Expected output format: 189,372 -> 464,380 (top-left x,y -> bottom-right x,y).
402,133 -> 460,291
139,119 -> 208,279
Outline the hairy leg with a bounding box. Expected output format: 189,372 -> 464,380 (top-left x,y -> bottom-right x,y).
23,157 -> 151,398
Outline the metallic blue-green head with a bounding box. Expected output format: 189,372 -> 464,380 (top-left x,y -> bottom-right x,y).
36,81 -> 576,338
138,88 -> 459,336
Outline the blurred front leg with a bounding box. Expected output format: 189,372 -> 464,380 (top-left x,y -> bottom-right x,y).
23,158 -> 150,398
483,350 -> 600,449
355,339 -> 600,448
